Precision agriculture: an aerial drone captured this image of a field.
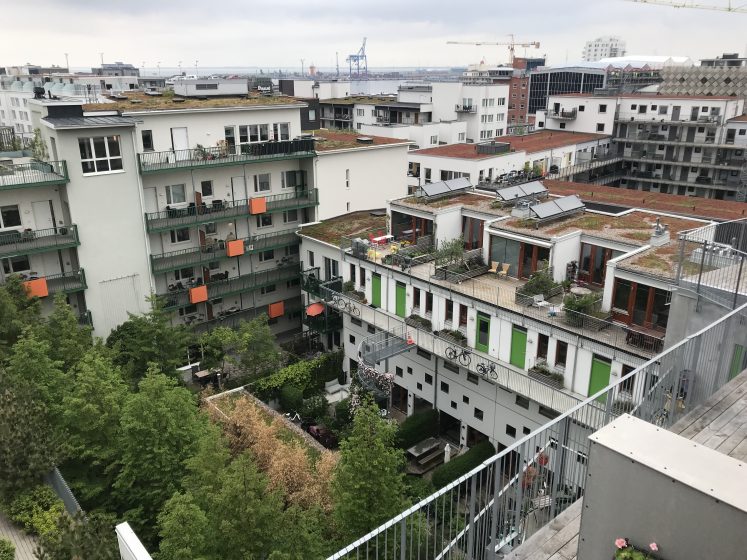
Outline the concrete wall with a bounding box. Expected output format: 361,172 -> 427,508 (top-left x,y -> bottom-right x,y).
578,414 -> 747,560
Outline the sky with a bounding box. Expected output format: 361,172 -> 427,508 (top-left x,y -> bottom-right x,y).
3,0 -> 746,71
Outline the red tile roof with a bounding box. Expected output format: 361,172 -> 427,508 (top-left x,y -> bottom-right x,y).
544,180 -> 747,221
728,114 -> 747,122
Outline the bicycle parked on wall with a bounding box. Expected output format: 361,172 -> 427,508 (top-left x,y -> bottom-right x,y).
331,295 -> 361,317
476,361 -> 498,380
445,346 -> 472,366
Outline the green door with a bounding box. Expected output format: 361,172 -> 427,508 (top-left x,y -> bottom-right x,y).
510,326 -> 527,369
371,273 -> 381,308
395,282 -> 406,317
589,357 -> 612,402
475,313 -> 491,353
729,344 -> 745,380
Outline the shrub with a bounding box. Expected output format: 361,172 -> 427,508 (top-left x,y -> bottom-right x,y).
0,539 -> 14,560
8,485 -> 65,538
279,384 -> 304,413
431,441 -> 496,489
406,314 -> 432,332
334,398 -> 352,426
301,394 -> 328,421
520,268 -> 558,297
396,409 -> 439,449
342,280 -> 355,293
404,475 -> 434,503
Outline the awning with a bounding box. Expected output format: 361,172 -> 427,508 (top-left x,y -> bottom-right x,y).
306,302 -> 325,317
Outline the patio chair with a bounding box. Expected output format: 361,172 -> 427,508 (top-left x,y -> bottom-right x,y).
532,294 -> 548,307
498,263 -> 510,279
489,261 -> 499,275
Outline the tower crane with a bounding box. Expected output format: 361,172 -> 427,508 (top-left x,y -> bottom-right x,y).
446,34 -> 541,64
624,0 -> 747,13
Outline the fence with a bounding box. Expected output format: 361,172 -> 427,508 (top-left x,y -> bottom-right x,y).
44,467 -> 82,515
327,302 -> 747,560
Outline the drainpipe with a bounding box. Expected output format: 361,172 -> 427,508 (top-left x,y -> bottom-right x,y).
131,128 -> 155,297
568,334 -> 581,393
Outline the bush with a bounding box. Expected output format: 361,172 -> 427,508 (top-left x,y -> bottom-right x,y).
342,280 -> 355,293
520,268 -> 558,297
334,398 -> 352,426
279,384 -> 304,413
396,409 -> 439,449
0,539 -> 14,560
406,314 -> 432,332
8,485 -> 65,538
431,441 -> 496,489
301,394 -> 328,421
404,475 -> 434,503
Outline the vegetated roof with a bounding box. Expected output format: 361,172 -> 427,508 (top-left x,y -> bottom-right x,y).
491,130 -> 610,153
82,92 -> 304,112
545,180 -> 747,221
311,129 -> 409,151
319,95 -> 397,105
299,211 -> 386,246
393,192 -> 509,216
411,143 -> 505,160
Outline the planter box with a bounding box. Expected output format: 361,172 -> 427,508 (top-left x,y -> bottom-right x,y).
438,331 -> 468,347
529,368 -> 564,389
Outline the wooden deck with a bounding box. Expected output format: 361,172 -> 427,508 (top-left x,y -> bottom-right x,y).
0,512 -> 39,559
505,369 -> 747,560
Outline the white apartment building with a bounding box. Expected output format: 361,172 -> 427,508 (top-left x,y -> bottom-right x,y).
298,182 -> 724,449
582,36 -> 627,62
536,93 -> 747,199
0,92 -> 408,338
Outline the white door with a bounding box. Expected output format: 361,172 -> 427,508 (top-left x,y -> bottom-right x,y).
171,127 -> 189,159
231,176 -> 247,200
32,200 -> 55,231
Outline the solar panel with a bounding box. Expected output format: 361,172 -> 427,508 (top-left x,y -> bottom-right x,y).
530,200 -> 562,219
521,181 -> 548,196
419,177 -> 472,198
555,195 -> 585,212
420,181 -> 450,197
444,177 -> 472,192
496,186 -> 523,201
495,181 -> 548,202
530,195 -> 585,222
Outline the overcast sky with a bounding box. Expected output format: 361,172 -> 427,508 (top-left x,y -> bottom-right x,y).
4,0 -> 746,71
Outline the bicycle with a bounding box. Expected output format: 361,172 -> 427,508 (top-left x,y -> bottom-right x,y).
476,361 -> 498,380
331,295 -> 361,317
445,346 -> 471,366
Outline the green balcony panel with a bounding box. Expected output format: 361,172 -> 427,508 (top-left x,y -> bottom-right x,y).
0,160 -> 69,190
0,225 -> 79,259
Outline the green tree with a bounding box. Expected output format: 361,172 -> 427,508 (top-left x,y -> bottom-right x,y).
234,315 -> 281,378
36,511 -> 119,560
40,293 -> 92,371
332,400 -> 407,542
113,369 -> 208,545
0,276 -> 41,356
106,296 -> 191,382
199,326 -> 238,371
157,492 -> 209,560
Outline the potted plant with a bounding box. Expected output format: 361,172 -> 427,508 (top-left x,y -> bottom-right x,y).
405,314 -> 432,332
439,329 -> 468,347
195,144 -> 211,160
562,293 -> 598,327
528,364 -> 564,389
614,538 -> 660,559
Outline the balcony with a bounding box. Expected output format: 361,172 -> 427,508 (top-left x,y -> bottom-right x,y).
546,108 -> 577,120
160,263 -> 300,310
150,229 -> 299,274
303,306 -> 343,334
455,104 -> 476,113
144,188 -> 318,232
192,296 -> 303,333
0,225 -> 79,259
0,160 -> 69,190
46,269 -> 87,294
137,139 -> 315,174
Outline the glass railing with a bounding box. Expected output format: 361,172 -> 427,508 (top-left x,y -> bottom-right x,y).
0,224 -> 79,258
0,160 -> 69,190
137,139 -> 315,173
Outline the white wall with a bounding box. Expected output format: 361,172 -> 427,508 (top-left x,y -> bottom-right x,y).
542,96 -> 617,135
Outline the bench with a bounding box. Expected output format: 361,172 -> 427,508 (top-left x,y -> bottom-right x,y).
416,448 -> 444,467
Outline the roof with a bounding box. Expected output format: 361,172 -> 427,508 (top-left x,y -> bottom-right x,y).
545,180 -> 747,222
411,143 -> 503,160
312,130 -> 409,152
491,131 -> 610,153
299,211 -> 386,246
319,96 -> 397,106
42,115 -> 137,129
393,192 -> 509,217
729,114 -> 747,122
552,92 -> 740,101
82,92 -> 304,113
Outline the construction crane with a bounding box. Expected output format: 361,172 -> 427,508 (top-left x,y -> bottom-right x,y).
446,34 -> 541,64
346,38 -> 368,78
625,0 -> 747,12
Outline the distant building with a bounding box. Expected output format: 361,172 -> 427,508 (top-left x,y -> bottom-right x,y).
700,52 -> 747,68
582,36 -> 627,62
93,62 -> 140,77
659,53 -> 747,102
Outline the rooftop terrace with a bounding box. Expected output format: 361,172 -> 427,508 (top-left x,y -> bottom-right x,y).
82,92 -> 304,113
319,95 -> 397,105
393,191 -> 510,216
299,210 -> 386,246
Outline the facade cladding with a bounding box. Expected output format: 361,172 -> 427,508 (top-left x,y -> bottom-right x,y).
528,71 -> 606,114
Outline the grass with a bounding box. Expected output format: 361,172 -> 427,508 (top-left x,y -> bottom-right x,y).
83,91 -> 301,112
300,212 -> 386,246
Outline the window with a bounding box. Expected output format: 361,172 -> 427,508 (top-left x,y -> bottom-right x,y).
254,173 -> 271,192
274,122 -> 290,140
506,425 -> 516,438
559,123 -> 566,129
417,348 -> 431,360
407,367 -> 413,374
443,361 -> 459,374
78,135 -> 122,174
422,373 -> 433,385
259,249 -> 274,262
739,129 -> 746,136
0,205 -> 22,228
578,105 -> 585,112
2,255 -> 31,274
474,408 -> 484,421
350,317 -> 362,327
195,83 -> 218,90
462,395 -> 469,404
395,366 -> 403,377
701,106 -> 708,113
450,401 -> 457,410
367,324 -> 376,334
308,109 -> 316,120
430,135 -> 438,144
596,123 -> 605,132
416,382 -> 423,391
260,284 -> 276,295
174,267 -> 194,280
165,184 -> 186,205
631,104 -> 637,110
440,381 -> 449,393
659,106 -> 668,115
307,250 -> 314,267
170,228 -> 190,243
538,405 -> 559,420
515,395 -> 530,409
467,372 -> 479,385
556,341 -> 568,367
286,278 -> 300,288
345,169 -> 350,189
283,209 -> 298,223
537,333 -> 549,360
200,180 -> 213,197
356,108 -> 364,116
497,98 -> 506,106
523,426 -> 531,435
598,104 -> 607,113
141,130 -> 154,151
348,334 -> 357,345
458,132 -> 466,141
256,214 -> 272,228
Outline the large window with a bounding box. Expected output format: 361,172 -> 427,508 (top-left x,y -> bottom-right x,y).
169,228 -> 190,243
165,184 -> 186,205
254,173 -> 271,192
0,205 -> 22,229
579,243 -> 619,285
2,255 -> 31,274
141,130 -> 154,151
489,236 -> 521,278
78,135 -> 122,174
273,122 -> 290,141
612,278 -> 670,330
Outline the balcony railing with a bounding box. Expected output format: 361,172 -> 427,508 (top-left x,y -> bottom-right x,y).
303,307 -> 343,334
547,108 -> 578,120
144,188 -> 318,232
455,104 -> 477,113
0,160 -> 69,190
161,263 -> 300,310
137,139 -> 315,174
0,225 -> 79,259
192,296 -> 303,333
46,269 -> 87,294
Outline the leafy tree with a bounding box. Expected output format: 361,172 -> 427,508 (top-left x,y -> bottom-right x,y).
434,236 -> 466,268
332,400 -> 407,542
234,315 -> 281,378
113,368 -> 208,545
36,511 -> 119,560
0,276 -> 41,357
40,293 -> 92,371
198,326 -> 238,371
106,296 -> 191,382
157,492 -> 209,560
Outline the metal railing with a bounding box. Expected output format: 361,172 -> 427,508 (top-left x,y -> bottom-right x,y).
45,467 -> 82,515
0,224 -> 79,258
0,160 -> 69,189
328,302 -> 747,560
137,138 -> 315,173
192,296 -> 303,333
546,108 -> 577,120
144,188 -> 318,232
46,268 -> 87,294
544,154 -> 622,180
455,104 -> 477,113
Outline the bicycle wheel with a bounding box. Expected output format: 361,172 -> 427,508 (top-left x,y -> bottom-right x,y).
476,363 -> 486,376
489,367 -> 498,380
460,352 -> 471,366
350,304 -> 361,317
445,347 -> 457,361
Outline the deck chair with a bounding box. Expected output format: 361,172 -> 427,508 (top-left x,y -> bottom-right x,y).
532,294 -> 548,307
498,263 -> 510,279
489,262 -> 499,274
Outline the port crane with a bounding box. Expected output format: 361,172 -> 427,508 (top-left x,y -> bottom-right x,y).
346,38 -> 368,77
625,0 -> 747,12
447,34 -> 541,64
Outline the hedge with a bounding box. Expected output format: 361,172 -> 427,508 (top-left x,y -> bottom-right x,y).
279,384 -> 304,413
396,409 -> 439,449
0,539 -> 14,560
253,351 -> 344,399
8,485 -> 65,538
431,440 -> 496,489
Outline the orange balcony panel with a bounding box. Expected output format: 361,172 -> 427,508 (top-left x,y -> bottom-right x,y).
268,301 -> 285,319
226,239 -> 245,257
24,277 -> 49,298
249,197 -> 267,215
189,285 -> 208,304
